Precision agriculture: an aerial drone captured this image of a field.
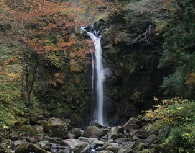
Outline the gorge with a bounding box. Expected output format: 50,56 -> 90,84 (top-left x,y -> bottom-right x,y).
0,0 -> 195,152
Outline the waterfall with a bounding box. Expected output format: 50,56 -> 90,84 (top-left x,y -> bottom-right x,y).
91,49 -> 95,92
81,27 -> 106,125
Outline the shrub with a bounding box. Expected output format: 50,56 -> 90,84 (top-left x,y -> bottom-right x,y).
144,98 -> 195,153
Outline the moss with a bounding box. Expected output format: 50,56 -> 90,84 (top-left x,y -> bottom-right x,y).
15,143 -> 47,153
44,125 -> 68,138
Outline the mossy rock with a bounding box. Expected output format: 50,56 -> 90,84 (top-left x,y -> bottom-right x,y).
15,142 -> 47,153
44,117 -> 70,138
83,126 -> 103,138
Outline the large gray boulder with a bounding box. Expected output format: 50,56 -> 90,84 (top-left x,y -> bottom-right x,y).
107,126 -> 124,140
15,142 -> 47,153
44,117 -> 70,138
61,139 -> 90,153
123,117 -> 139,133
146,134 -> 158,146
83,126 -> 103,138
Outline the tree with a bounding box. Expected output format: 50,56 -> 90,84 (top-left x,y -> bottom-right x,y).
0,0 -> 115,125
159,0 -> 195,99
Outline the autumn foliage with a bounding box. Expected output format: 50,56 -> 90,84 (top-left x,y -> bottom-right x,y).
0,0 -> 114,128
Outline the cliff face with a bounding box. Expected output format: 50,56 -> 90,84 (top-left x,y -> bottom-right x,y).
100,0 -> 169,123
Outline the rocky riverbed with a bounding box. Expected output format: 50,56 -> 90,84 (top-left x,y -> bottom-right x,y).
0,117 -> 159,153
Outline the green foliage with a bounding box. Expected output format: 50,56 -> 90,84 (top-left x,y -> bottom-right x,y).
144,98 -> 195,153
33,54 -> 90,125
159,0 -> 195,99
102,0 -> 165,119
0,45 -> 28,130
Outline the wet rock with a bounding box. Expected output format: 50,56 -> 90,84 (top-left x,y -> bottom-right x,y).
44,117 -> 70,138
100,135 -> 108,142
124,124 -> 139,133
107,126 -> 124,140
126,117 -> 138,125
80,137 -> 105,151
94,122 -> 103,128
123,118 -> 139,133
61,139 -> 89,153
71,128 -> 83,139
115,138 -> 134,147
146,134 -> 158,146
11,140 -> 24,150
67,133 -> 75,139
103,142 -> 122,153
102,128 -> 109,136
131,130 -> 150,139
15,142 -> 47,153
83,126 -> 103,138
38,140 -> 49,148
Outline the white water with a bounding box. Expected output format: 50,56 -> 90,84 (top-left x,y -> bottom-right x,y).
91,49 -> 95,92
81,27 -> 105,125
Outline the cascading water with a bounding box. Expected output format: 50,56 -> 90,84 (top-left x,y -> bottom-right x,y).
81,27 -> 106,125
91,49 -> 95,92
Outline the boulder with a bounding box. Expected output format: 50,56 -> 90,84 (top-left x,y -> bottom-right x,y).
123,117 -> 139,133
83,126 -> 103,138
124,124 -> 139,133
130,130 -> 150,139
38,140 -> 49,148
103,143 -> 122,153
71,128 -> 83,138
12,140 -> 24,149
125,117 -> 138,125
44,118 -> 70,138
15,142 -> 47,153
146,134 -> 158,146
61,139 -> 89,153
107,126 -> 124,140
